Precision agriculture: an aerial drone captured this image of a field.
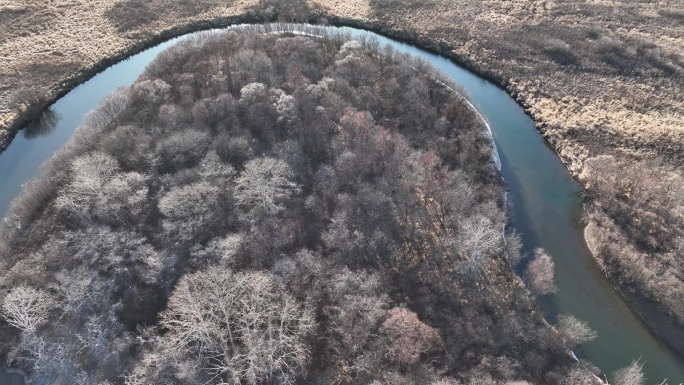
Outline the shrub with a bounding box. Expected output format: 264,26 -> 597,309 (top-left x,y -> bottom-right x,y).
524,248 -> 557,296
379,307 -> 442,367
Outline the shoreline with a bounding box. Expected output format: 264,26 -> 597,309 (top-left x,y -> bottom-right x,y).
0,13 -> 265,153
616,281 -> 684,358
583,215 -> 684,360
0,27 -> 581,384
300,18 -> 684,363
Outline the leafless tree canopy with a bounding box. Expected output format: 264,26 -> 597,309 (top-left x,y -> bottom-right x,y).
379,307 -> 442,367
1,286 -> 54,335
612,360 -> 645,385
161,269 -> 315,384
234,157 -> 300,217
556,315 -> 598,349
524,248 -> 558,296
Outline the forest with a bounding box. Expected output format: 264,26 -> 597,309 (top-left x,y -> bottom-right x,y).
0,29 -> 602,384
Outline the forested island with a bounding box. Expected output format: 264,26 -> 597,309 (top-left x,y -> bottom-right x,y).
0,29 -> 607,384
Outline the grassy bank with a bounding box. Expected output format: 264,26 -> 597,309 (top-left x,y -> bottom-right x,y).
1,0 -> 683,352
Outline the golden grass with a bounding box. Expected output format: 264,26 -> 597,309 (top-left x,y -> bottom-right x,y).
310,0 -> 370,20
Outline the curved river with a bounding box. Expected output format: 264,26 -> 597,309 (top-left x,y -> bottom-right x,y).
1,24 -> 683,383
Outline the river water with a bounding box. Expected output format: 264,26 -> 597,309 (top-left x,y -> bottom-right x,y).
1,24 -> 682,383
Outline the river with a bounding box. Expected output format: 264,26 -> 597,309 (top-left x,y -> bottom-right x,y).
1,24 -> 683,383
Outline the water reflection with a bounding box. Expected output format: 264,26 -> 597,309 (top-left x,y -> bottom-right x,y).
0,371 -> 25,385
22,108 -> 61,140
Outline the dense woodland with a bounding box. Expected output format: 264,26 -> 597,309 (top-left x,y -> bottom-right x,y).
0,29 -> 602,384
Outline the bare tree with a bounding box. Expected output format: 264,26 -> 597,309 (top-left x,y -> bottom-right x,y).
333,294 -> 388,353
234,157 -> 300,217
96,171 -> 149,225
160,268 -> 315,384
156,129 -> 210,172
458,215 -> 503,259
524,248 -> 557,296
612,360 -> 645,385
231,50 -> 274,90
53,268 -> 96,315
198,151 -> 236,186
190,233 -> 244,267
379,307 -> 442,367
128,79 -> 171,122
55,152 -> 120,223
81,87 -> 129,130
505,230 -> 524,268
454,214 -> 503,278
556,315 -> 597,348
57,226 -> 162,285
26,337 -> 82,384
239,82 -> 269,107
158,181 -> 224,243
274,91 -> 299,128
561,369 -> 598,385
2,286 -> 54,335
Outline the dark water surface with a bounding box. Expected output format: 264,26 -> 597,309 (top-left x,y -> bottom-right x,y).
1,24 -> 683,383
0,371 -> 24,385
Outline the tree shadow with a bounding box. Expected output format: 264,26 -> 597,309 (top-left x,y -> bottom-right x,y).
23,108 -> 60,140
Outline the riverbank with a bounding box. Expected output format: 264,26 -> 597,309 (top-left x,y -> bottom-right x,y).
586,211 -> 684,358
2,0 -> 684,361
618,280 -> 684,358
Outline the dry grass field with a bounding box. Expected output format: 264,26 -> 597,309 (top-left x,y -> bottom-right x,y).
1,0 -> 683,332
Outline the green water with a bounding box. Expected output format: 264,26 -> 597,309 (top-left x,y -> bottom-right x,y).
0,24 -> 682,384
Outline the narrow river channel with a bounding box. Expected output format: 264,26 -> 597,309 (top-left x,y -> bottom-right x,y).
1,24 -> 683,383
